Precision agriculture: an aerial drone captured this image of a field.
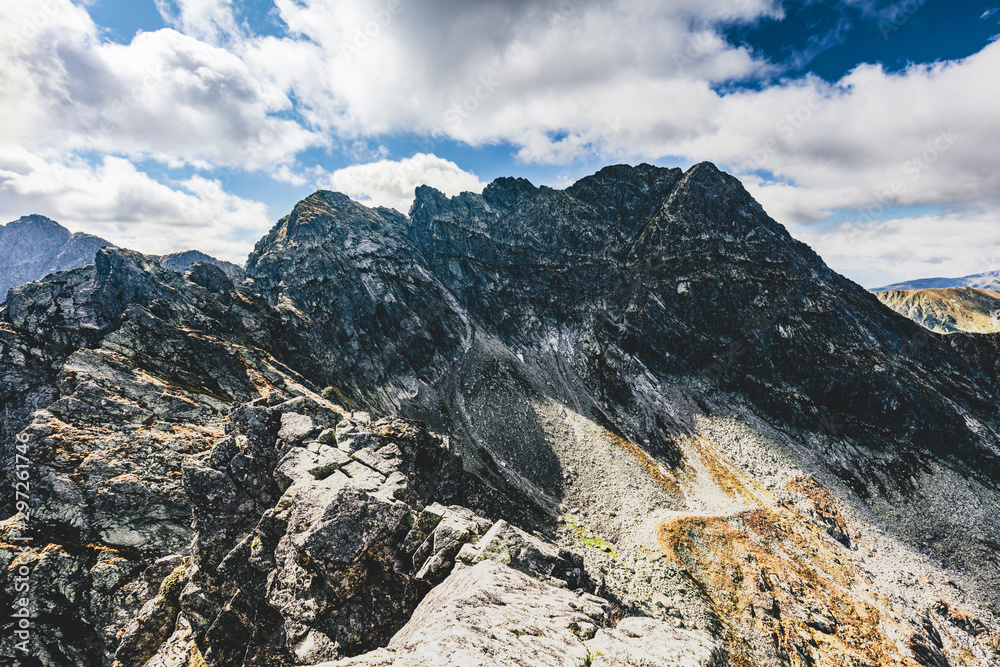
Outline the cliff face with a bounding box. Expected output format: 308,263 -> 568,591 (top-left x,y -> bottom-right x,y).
3,163 -> 1000,667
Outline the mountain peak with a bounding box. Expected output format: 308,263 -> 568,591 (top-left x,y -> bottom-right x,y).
10,213 -> 63,227
0,215 -> 115,300
482,176 -> 539,209
683,160 -> 723,177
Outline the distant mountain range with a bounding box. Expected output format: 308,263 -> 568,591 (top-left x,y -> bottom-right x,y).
153,249 -> 244,281
0,215 -> 242,301
875,287 -> 1000,334
0,215 -> 113,298
874,269 -> 1000,292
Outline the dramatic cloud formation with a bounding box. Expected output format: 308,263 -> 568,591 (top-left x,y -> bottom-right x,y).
1,0 -> 997,282
0,147 -> 270,259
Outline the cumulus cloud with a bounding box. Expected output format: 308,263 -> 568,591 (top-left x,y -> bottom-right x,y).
0,147 -> 271,262
323,154 -> 486,213
250,0 -> 780,142
0,0 -> 315,262
792,209 -> 1000,289
241,0 -> 1000,225
155,0 -> 240,44
0,1 -> 319,170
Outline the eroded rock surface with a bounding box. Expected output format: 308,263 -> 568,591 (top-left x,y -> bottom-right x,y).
0,248 -> 318,665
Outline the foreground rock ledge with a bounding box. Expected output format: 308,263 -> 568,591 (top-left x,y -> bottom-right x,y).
314,559 -> 727,667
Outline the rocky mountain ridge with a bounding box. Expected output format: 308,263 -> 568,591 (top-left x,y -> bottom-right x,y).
0,215 -> 243,303
875,269 -> 1000,292
875,287 -> 1000,334
2,163 -> 999,667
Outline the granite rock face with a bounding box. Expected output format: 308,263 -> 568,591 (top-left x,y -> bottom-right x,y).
3,163 -> 1000,667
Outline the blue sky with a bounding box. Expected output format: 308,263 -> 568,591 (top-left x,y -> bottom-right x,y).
1,0 -> 999,287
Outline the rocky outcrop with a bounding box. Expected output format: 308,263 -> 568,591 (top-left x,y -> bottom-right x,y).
0,248 -> 315,665
317,559 -> 728,667
132,396 -> 599,666
0,215 -> 113,300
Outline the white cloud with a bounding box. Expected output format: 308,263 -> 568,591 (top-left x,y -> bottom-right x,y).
0,147 -> 270,263
155,0 -> 240,44
0,2 -> 320,171
323,154 -> 486,213
248,0 -> 780,141
242,0 -> 1000,228
791,209 -> 1000,289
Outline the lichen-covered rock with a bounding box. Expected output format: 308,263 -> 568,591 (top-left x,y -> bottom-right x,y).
0,248 -> 330,665
142,403 -> 474,666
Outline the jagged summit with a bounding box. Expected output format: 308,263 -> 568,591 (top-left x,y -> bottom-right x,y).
3,163 -> 1000,666
9,213 -> 68,229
